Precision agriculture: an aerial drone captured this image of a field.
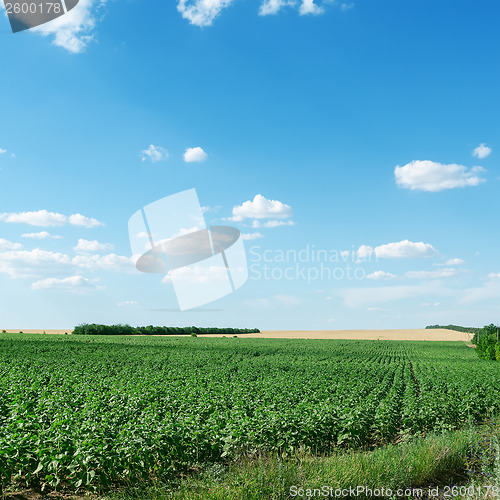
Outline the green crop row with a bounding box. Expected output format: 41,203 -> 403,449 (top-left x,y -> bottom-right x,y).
0,334 -> 499,494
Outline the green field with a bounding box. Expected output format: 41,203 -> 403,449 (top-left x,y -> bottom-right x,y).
1,333 -> 500,496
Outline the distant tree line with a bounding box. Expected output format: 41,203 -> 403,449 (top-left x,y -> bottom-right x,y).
72,324 -> 260,336
426,323 -> 500,361
425,324 -> 483,334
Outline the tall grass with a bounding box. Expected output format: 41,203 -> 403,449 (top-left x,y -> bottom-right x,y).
105,423 -> 500,500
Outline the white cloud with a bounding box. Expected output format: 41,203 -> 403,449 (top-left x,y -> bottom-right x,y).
177,0 -> 234,26
420,302 -> 440,307
32,0 -> 106,54
0,239 -> 22,251
259,0 -> 288,15
394,160 -> 486,192
68,214 -> 103,228
0,249 -> 72,279
21,231 -> 61,239
374,240 -> 437,259
404,268 -> 458,279
73,239 -> 114,253
356,245 -> 374,260
0,247 -> 133,280
252,220 -> 295,228
0,210 -> 103,228
31,275 -> 102,293
259,0 -> 326,16
183,147 -> 208,163
299,0 -> 324,15
472,143 -> 492,159
231,194 -> 292,221
0,148 -> 6,154
488,273 -> 500,279
437,258 -> 465,266
141,144 -> 169,163
118,300 -> 139,306
357,240 -> 437,260
242,232 -> 264,240
72,253 -> 134,272
0,210 -> 66,226
366,271 -> 397,280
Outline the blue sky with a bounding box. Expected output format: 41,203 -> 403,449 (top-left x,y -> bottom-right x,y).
0,0 -> 499,330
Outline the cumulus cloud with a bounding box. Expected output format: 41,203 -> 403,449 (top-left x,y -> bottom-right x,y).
259,0 -> 326,16
488,273 -> 500,279
183,147 -> 208,163
394,160 -> 485,192
231,194 -> 292,221
21,231 -> 62,239
472,143 -> 492,159
31,275 -> 102,293
73,239 -> 114,253
259,0 -> 288,15
366,271 -> 397,280
375,240 -> 437,259
0,210 -> 103,228
357,240 -> 437,260
31,0 -> 106,54
242,232 -> 264,240
141,145 -> 169,163
0,247 -> 133,280
0,239 -> 22,251
68,214 -> 103,228
177,0 -> 234,26
0,249 -> 72,279
299,0 -> 324,15
0,148 -> 6,154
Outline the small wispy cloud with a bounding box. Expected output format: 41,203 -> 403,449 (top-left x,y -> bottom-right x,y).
472,143 -> 492,159
22,231 -> 62,240
141,145 -> 169,163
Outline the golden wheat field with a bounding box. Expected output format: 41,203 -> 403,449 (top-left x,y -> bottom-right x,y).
2,328 -> 470,341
